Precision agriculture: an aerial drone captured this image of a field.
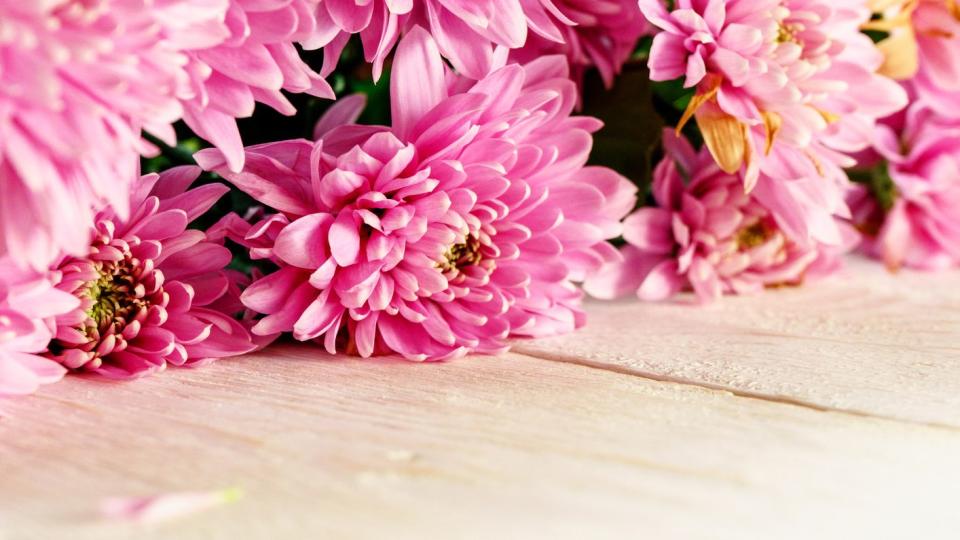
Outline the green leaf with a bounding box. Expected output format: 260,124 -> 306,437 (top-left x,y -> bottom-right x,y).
581,64 -> 666,205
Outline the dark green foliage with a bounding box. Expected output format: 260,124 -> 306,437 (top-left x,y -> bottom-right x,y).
850,162 -> 899,213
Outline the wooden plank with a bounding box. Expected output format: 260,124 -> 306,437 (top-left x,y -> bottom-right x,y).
516,257 -> 960,427
2,344 -> 959,539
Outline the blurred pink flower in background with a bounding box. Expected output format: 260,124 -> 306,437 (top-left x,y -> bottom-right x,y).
907,0 -> 960,118
0,258 -> 79,396
849,104 -> 960,270
0,0 -> 332,271
0,0 -> 194,270
511,0 -> 649,88
46,167 -> 255,379
198,28 -> 637,361
639,0 -> 907,189
585,132 -> 855,303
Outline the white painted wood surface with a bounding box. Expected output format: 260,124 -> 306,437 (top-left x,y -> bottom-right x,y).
518,256 -> 960,427
2,256 -> 960,539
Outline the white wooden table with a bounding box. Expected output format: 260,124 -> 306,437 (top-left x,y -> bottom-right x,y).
3,257 -> 959,539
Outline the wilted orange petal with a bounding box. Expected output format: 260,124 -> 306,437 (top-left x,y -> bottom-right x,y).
761,111 -> 782,156
696,103 -> 747,175
948,0 -> 960,20
878,28 -> 920,80
676,75 -> 722,135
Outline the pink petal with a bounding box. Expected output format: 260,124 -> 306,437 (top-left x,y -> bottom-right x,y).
100,488 -> 243,524
636,259 -> 685,302
390,27 -> 447,140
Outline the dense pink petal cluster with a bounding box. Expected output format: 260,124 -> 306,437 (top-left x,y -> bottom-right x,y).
313,0 -> 527,81
203,208 -> 285,350
849,104 -> 960,270
312,0 -> 646,83
0,0 -> 332,271
586,132 -> 854,303
175,0 -> 334,173
640,0 -> 907,188
510,0 -> 649,88
0,259 -> 79,396
198,29 -> 637,360
47,167 -> 255,379
0,0 -> 195,270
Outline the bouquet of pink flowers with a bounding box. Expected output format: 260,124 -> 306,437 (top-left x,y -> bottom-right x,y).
2,0 -> 958,396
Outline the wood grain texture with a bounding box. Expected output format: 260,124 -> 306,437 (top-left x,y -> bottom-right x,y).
2,345 -> 960,540
516,257 -> 960,427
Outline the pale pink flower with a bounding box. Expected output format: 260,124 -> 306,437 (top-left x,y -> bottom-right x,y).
849,104 -> 960,270
907,0 -> 960,118
639,0 -> 908,189
0,258 -> 79,396
585,132 -> 855,303
0,1 -> 333,271
510,0 -> 649,88
197,28 -> 637,361
0,0 -> 199,270
174,0 -> 335,173
47,167 -> 255,379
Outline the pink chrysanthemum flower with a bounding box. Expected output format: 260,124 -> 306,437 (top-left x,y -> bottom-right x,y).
46,167 -> 255,379
312,0 -> 646,83
204,209 -> 285,350
0,1 -> 334,271
0,0 -> 200,270
197,28 -> 637,361
510,0 -> 649,88
0,258 -> 79,396
911,1 -> 960,116
312,0 -> 529,81
585,132 -> 854,303
849,104 -> 960,270
175,0 -> 335,172
640,0 -> 907,189
0,257 -> 80,397
867,0 -> 960,117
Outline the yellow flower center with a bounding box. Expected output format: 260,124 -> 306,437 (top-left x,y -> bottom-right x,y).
776,23 -> 800,44
84,260 -> 147,332
438,236 -> 483,273
736,222 -> 775,251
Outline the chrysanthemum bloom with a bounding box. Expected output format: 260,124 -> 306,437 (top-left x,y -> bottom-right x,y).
204,209 -> 285,350
312,0 -> 647,83
640,0 -> 908,189
0,1 -> 334,271
197,28 -> 637,360
0,258 -> 79,396
585,132 -> 854,303
510,0 -> 649,88
46,167 -> 256,379
866,0 -> 960,118
849,104 -> 960,270
312,0 -> 529,81
176,0 -> 335,172
0,0 -> 202,270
